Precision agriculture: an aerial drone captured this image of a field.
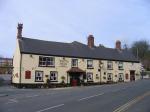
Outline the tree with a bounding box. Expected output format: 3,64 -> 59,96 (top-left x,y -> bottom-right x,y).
131,40 -> 150,70
131,40 -> 149,59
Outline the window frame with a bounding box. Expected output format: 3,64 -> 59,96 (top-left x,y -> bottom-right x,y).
71,59 -> 78,67
35,71 -> 44,82
87,59 -> 94,69
118,73 -> 124,81
107,61 -> 113,70
39,56 -> 55,67
118,62 -> 124,70
87,72 -> 93,82
50,71 -> 58,82
107,73 -> 113,81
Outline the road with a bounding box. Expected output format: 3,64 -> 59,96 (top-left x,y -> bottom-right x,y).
0,79 -> 150,112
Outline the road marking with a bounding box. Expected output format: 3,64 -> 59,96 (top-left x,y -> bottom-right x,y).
6,99 -> 18,104
36,104 -> 64,112
78,93 -> 104,101
113,91 -> 150,112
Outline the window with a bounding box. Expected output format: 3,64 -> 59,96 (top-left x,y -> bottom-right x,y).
72,59 -> 78,67
118,73 -> 124,82
107,61 -> 113,70
39,56 -> 55,67
25,71 -> 31,79
107,73 -> 113,81
87,72 -> 93,82
118,62 -> 123,70
50,71 -> 58,82
35,71 -> 43,82
87,60 -> 93,68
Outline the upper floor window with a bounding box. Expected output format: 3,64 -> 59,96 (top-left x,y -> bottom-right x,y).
72,59 -> 78,67
39,56 -> 55,67
87,59 -> 93,68
107,61 -> 113,70
118,62 -> 123,70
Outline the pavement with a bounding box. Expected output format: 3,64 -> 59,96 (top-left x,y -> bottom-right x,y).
0,79 -> 150,112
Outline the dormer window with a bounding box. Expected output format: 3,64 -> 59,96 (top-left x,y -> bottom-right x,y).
72,59 -> 78,67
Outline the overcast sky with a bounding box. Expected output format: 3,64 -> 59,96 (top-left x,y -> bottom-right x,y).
0,0 -> 150,58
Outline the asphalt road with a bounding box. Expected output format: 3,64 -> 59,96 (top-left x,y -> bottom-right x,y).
0,79 -> 150,112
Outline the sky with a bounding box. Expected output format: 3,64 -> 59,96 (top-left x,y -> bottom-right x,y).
0,0 -> 150,58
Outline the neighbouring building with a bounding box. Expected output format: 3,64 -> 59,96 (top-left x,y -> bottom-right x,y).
0,57 -> 13,74
12,24 -> 141,87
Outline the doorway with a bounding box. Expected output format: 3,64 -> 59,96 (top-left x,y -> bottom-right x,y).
70,73 -> 81,86
130,70 -> 135,81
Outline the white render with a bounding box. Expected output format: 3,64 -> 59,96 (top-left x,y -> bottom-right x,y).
13,45 -> 141,85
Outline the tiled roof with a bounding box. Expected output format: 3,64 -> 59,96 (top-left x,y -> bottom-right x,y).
18,37 -> 139,62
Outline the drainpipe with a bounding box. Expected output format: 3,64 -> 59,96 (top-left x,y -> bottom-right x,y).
19,53 -> 22,88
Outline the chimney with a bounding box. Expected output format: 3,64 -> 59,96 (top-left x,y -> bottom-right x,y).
115,40 -> 121,50
87,34 -> 94,48
17,23 -> 23,39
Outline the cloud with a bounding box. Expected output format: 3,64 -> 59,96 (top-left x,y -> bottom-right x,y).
0,0 -> 150,57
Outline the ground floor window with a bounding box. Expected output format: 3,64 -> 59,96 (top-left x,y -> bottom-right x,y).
118,73 -> 124,81
107,73 -> 113,81
50,71 -> 58,82
87,72 -> 93,82
35,71 -> 43,82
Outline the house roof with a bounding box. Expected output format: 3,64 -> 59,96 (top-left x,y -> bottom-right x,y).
67,67 -> 86,73
18,37 -> 139,62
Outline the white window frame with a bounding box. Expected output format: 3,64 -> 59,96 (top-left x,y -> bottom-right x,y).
71,59 -> 78,67
50,71 -> 58,82
35,71 -> 43,82
107,73 -> 113,81
39,56 -> 55,67
87,59 -> 93,68
107,61 -> 113,70
87,72 -> 93,82
118,62 -> 123,70
118,73 -> 124,81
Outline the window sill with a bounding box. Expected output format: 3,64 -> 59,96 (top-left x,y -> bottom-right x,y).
35,81 -> 44,82
39,65 -> 55,67
87,67 -> 94,69
107,68 -> 113,70
118,69 -> 124,70
50,81 -> 58,82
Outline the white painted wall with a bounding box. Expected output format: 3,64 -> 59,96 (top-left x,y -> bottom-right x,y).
12,53 -> 141,84
12,40 -> 21,83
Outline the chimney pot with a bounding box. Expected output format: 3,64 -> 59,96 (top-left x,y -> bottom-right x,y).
17,23 -> 23,39
116,40 -> 121,50
87,34 -> 94,48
